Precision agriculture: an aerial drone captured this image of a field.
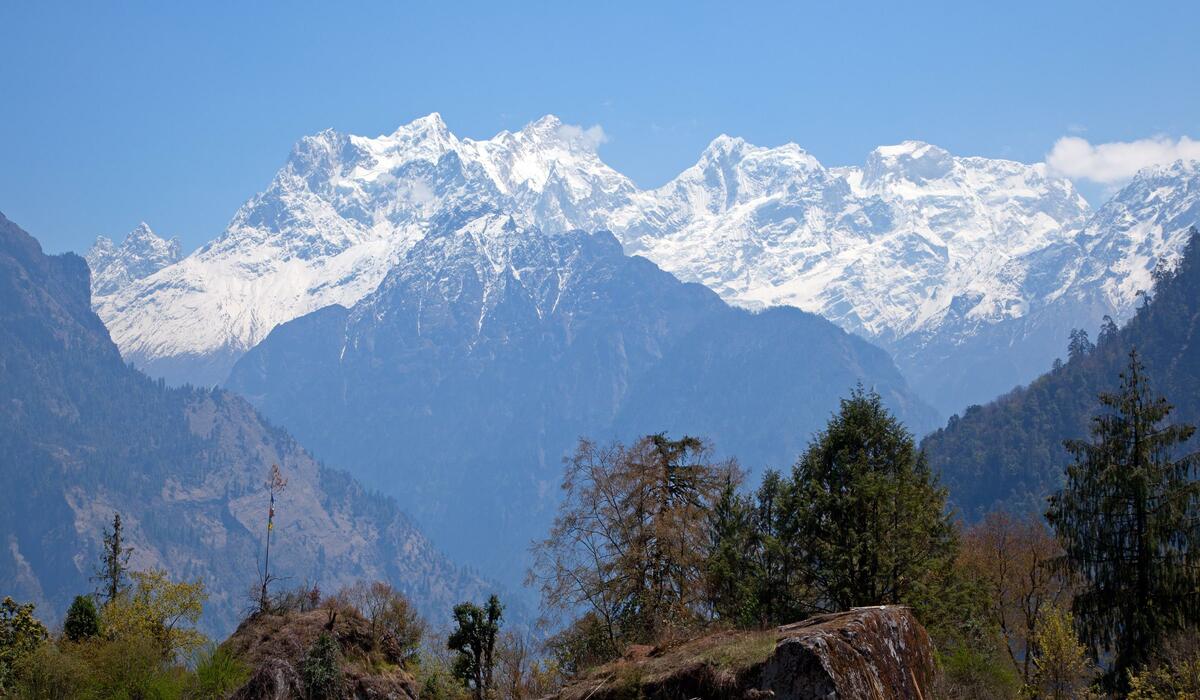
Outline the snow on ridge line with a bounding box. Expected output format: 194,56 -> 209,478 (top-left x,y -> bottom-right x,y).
85,111 -> 1200,392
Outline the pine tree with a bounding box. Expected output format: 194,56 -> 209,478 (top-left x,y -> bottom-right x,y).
1068,329 -> 1095,362
1047,350 -> 1200,691
93,512 -> 131,604
704,477 -> 756,625
790,385 -> 956,613
63,595 -> 100,642
751,469 -> 798,625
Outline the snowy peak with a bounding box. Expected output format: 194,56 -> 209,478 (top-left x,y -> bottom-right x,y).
85,223 -> 182,297
861,141 -> 955,186
610,138 -> 1092,339
90,114 -> 637,385
1070,158 -> 1200,312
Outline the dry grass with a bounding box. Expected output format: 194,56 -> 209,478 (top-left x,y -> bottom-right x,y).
561,628 -> 780,699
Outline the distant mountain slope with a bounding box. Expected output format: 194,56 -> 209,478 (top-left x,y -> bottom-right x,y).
225,210 -> 936,586
0,212 -> 488,636
921,228 -> 1200,519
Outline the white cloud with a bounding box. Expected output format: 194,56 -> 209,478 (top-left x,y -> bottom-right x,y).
555,123 -> 608,151
1046,135 -> 1200,184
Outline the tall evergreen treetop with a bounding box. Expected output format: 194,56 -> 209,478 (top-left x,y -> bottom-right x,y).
94,512 -> 132,605
791,385 -> 955,614
1047,350 -> 1200,690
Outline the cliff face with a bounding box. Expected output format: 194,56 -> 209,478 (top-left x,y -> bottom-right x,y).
0,212 -> 490,636
553,606 -> 934,700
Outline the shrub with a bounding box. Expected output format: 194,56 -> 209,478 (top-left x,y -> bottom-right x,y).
546,612 -> 618,677
0,597 -> 49,693
63,595 -> 100,643
84,634 -> 182,699
301,633 -> 342,699
933,643 -> 1021,700
11,642 -> 93,699
187,644 -> 249,699
1128,628 -> 1200,699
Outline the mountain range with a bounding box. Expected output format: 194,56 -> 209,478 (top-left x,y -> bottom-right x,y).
86,114 -> 1200,416
222,208 -> 934,584
0,212 -> 491,636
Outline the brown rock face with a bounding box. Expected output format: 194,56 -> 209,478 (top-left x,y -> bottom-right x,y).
554,606 -> 934,700
760,607 -> 934,699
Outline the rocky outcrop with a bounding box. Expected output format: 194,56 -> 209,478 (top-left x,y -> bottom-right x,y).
554,606 -> 934,700
225,606 -> 417,700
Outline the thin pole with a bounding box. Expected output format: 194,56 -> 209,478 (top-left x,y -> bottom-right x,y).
260,487 -> 275,611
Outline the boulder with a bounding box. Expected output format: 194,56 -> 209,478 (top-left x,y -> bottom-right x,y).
553,606 -> 935,700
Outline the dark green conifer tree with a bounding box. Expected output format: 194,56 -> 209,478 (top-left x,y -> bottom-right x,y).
789,385 -> 956,614
93,512 -> 131,604
63,595 -> 100,642
704,477 -> 757,625
1047,350 -> 1200,691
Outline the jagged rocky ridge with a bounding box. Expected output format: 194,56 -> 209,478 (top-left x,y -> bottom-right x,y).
224,210 -> 936,586
0,212 -> 490,636
87,113 -> 1200,415
85,222 -> 182,297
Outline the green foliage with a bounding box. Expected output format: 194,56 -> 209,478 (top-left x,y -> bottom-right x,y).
545,612 -> 618,677
1127,630 -> 1200,700
1129,661 -> 1200,700
933,642 -> 1021,700
378,590 -> 424,667
10,640 -> 92,699
790,385 -> 957,613
1027,606 -> 1096,699
0,597 -> 49,693
415,653 -> 469,700
1047,352 -> 1200,690
924,229 -> 1200,521
63,595 -> 100,643
704,477 -> 759,626
448,595 -> 503,700
301,632 -> 343,700
102,569 -> 208,662
186,645 -> 249,699
84,633 -> 185,700
703,468 -> 806,628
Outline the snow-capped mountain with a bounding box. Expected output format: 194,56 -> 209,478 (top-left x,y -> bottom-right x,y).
606,141 -> 1199,413
1068,159 -> 1200,315
88,113 -> 1200,415
224,208 -> 935,586
605,137 -> 1100,412
90,114 -> 636,385
85,222 -> 181,297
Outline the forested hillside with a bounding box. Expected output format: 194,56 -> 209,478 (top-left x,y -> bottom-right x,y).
0,212 -> 489,636
923,229 -> 1200,518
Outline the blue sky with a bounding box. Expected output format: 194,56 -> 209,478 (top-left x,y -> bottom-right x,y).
2,1 -> 1198,254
